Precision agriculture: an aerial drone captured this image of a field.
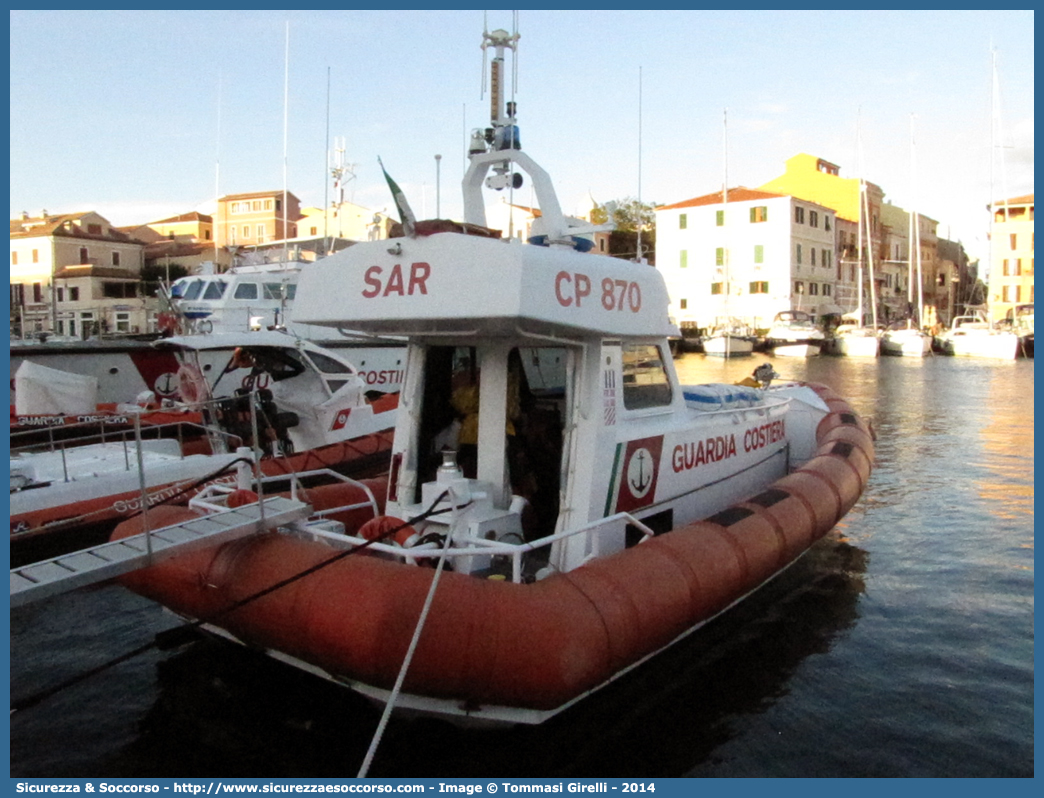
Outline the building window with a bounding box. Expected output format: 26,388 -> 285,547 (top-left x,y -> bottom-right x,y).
103,282 -> 136,299
1011,233 -> 1018,250
257,224 -> 266,241
750,206 -> 768,223
680,250 -> 688,269
115,312 -> 131,333
823,284 -> 832,297
70,286 -> 80,301
229,226 -> 237,244
810,248 -> 817,267
711,282 -> 723,295
795,206 -> 805,224
716,210 -> 724,227
57,287 -> 64,302
754,244 -> 764,263
822,250 -> 832,269
796,244 -> 803,265
253,200 -> 262,211
10,252 -> 16,265
33,282 -> 43,303
680,298 -> 688,309
112,251 -> 121,266
715,247 -> 724,266
242,225 -> 251,239
205,230 -> 212,241
32,249 -> 38,263
749,281 -> 769,294
79,247 -> 89,264
794,280 -> 805,295
809,210 -> 818,228
275,199 -> 282,212
679,213 -> 687,230
1015,259 -> 1022,275
809,283 -> 819,296
265,200 -> 273,210
825,215 -> 832,231
310,226 -> 318,236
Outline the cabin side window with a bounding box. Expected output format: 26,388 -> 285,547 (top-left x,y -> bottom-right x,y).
234,282 -> 259,300
621,343 -> 672,409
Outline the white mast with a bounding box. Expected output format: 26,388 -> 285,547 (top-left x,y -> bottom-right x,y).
909,114 -> 924,329
721,108 -> 730,353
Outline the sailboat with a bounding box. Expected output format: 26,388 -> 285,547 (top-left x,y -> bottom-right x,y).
702,110 -> 754,358
832,121 -> 880,358
881,116 -> 933,357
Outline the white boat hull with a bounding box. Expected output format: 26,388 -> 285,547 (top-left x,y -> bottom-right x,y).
835,333 -> 879,358
702,335 -> 754,357
772,342 -> 821,357
880,330 -> 931,358
943,331 -> 1021,360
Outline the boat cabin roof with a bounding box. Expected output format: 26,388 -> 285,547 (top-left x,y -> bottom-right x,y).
293,232 -> 678,341
155,330 -> 334,356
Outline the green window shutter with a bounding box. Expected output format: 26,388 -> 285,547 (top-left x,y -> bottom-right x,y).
716,210 -> 724,226
754,244 -> 764,263
679,213 -> 687,230
715,247 -> 724,266
680,250 -> 688,268
749,207 -> 755,223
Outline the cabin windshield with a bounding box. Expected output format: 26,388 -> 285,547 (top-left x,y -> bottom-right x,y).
202,280 -> 228,300
180,279 -> 204,301
622,343 -> 672,410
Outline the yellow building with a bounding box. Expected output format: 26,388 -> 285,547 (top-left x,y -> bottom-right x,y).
760,154 -> 886,315
145,211 -> 214,243
988,194 -> 1034,322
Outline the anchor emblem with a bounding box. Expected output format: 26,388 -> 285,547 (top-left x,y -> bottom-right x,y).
626,447 -> 655,499
154,372 -> 177,396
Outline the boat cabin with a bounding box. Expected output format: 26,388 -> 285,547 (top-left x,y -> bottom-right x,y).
156,331 -> 392,457
293,221 -> 821,575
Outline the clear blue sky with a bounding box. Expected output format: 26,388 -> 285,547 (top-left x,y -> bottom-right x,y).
9,9 -> 1034,264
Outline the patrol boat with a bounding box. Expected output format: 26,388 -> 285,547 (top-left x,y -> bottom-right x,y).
114,27 -> 873,726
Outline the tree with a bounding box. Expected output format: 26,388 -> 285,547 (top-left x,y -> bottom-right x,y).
139,262 -> 189,296
591,197 -> 657,263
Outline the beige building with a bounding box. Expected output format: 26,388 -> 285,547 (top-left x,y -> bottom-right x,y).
122,212 -> 230,274
987,194 -> 1034,322
212,190 -> 301,250
298,201 -> 393,243
10,211 -> 152,338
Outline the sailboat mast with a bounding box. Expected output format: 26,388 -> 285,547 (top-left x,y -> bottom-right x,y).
856,182 -> 864,325
910,114 -> 924,329
862,182 -> 879,330
722,108 -> 729,325
721,108 -> 730,355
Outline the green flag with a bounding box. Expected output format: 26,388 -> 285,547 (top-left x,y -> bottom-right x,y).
378,157 -> 416,236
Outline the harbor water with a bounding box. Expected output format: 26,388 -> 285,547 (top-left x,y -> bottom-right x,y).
9,353 -> 1034,777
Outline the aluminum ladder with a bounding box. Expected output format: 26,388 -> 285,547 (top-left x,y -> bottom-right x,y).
10,496 -> 311,609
